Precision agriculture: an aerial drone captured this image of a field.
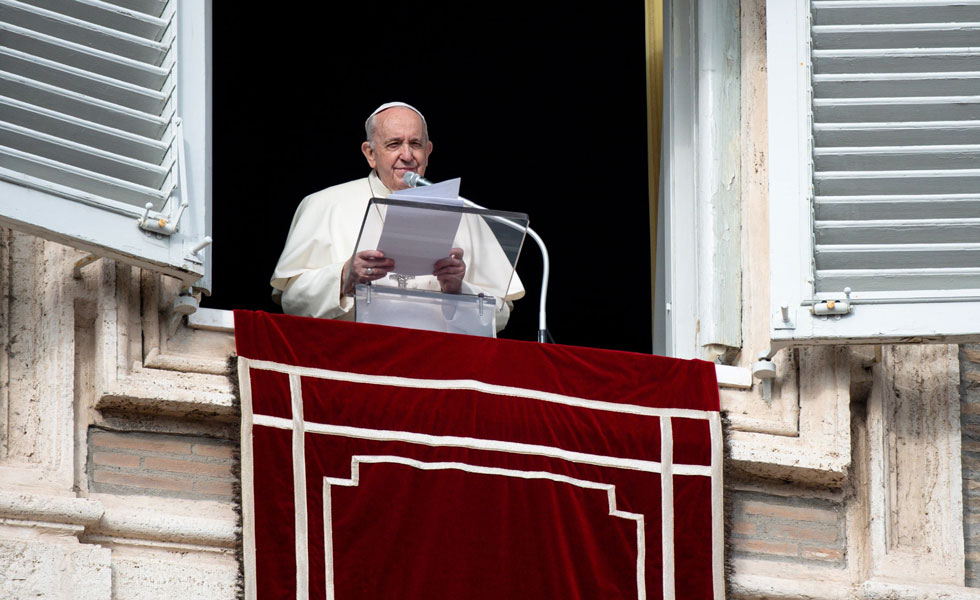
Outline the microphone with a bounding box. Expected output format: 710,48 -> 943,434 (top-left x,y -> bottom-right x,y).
403,172 -> 433,187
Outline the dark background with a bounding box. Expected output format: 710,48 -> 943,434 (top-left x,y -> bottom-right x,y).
207,2 -> 653,353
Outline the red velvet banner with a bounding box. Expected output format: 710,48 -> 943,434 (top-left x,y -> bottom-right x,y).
235,311 -> 723,600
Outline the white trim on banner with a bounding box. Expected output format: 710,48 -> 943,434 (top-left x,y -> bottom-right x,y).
323,455 -> 648,600
246,359 -> 717,421
253,415 -> 710,477
289,374 -> 309,599
238,358 -> 258,600
709,412 -> 725,599
661,417 -> 675,600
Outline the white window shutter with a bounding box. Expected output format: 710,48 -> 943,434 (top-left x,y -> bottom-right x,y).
767,0 -> 980,347
0,0 -> 211,291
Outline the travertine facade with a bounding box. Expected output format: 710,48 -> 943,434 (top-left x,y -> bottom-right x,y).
0,228 -> 238,599
0,0 -> 977,598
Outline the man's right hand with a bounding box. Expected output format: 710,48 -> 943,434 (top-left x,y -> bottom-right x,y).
342,250 -> 394,296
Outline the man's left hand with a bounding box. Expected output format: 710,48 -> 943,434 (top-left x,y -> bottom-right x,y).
434,248 -> 465,294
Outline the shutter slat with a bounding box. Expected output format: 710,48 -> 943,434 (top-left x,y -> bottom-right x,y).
813,72 -> 980,98
0,120 -> 170,189
814,145 -> 980,171
813,49 -> 980,74
813,2 -> 980,26
815,243 -> 980,269
97,0 -> 168,19
814,121 -> 980,146
815,268 -> 980,292
815,194 -> 980,220
0,146 -> 170,208
814,169 -> 980,195
0,0 -> 170,65
0,95 -> 168,163
15,0 -> 170,40
812,23 -> 980,50
0,22 -> 170,89
815,218 -> 980,244
813,97 -> 980,123
0,71 -> 170,139
0,46 -> 171,114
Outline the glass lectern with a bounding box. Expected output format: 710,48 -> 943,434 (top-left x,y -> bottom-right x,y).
344,197 -> 528,337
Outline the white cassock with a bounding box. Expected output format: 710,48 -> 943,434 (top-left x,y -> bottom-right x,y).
270,170 -> 525,332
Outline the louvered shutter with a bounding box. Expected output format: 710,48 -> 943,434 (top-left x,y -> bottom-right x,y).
767,0 -> 980,346
0,0 -> 211,290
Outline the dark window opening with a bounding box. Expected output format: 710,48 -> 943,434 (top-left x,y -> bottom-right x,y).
209,2 -> 652,353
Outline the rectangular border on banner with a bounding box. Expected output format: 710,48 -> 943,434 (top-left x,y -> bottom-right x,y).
240,357 -> 725,600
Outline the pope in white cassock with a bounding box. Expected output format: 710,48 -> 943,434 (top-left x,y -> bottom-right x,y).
270,102 -> 524,332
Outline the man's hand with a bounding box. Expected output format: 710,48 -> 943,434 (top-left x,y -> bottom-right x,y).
342,250 -> 394,296
434,248 -> 465,294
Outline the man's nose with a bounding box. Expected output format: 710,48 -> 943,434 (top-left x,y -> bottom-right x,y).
398,143 -> 415,163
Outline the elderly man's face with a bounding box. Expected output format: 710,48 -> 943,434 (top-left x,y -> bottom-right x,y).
361,107 -> 432,191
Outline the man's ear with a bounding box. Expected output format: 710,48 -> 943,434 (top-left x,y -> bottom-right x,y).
361,141 -> 377,168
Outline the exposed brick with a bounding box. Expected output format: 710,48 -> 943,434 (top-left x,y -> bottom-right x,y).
963,439 -> 980,453
732,538 -> 798,558
91,451 -> 140,469
741,500 -> 838,524
195,480 -> 234,497
93,470 -> 194,493
963,404 -> 980,416
801,547 -> 843,562
193,443 -> 235,459
968,371 -> 980,384
144,456 -> 233,478
732,521 -> 757,536
90,431 -> 192,455
765,523 -> 839,544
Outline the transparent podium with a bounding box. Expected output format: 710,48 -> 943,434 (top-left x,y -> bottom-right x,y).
345,197 -> 528,337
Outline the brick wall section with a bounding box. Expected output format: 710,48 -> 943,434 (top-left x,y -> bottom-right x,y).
88,428 -> 236,501
729,490 -> 846,567
961,344 -> 980,587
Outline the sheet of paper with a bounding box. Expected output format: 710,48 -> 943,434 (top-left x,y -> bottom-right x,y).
379,178 -> 463,276
387,178 -> 462,206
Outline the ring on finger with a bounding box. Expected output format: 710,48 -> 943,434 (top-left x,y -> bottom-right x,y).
366,267 -> 373,275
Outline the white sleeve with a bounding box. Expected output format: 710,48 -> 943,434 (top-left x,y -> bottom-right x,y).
270,188 -> 361,320
279,262 -> 353,320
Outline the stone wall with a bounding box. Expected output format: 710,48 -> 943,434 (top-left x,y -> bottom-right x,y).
0,229 -> 239,600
